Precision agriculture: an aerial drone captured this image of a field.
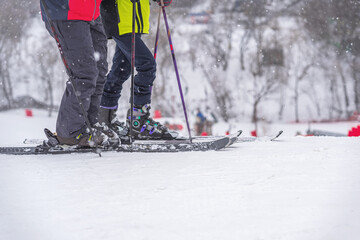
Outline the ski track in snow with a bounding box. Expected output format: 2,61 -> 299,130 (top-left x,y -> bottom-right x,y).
0,110 -> 359,240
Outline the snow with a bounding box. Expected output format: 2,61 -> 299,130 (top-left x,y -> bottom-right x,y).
0,110 -> 360,240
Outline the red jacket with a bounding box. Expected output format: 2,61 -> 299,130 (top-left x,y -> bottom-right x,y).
41,0 -> 102,21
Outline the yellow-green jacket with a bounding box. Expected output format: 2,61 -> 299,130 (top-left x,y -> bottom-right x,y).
101,0 -> 150,37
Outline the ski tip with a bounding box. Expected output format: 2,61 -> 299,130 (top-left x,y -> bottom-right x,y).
216,136 -> 232,150
44,128 -> 53,136
271,130 -> 284,141
43,128 -> 59,147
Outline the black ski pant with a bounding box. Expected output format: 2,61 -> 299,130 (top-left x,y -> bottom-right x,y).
45,18 -> 108,138
100,34 -> 156,108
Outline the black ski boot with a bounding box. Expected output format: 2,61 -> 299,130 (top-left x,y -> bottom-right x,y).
98,107 -> 131,144
126,104 -> 178,140
52,126 -> 110,148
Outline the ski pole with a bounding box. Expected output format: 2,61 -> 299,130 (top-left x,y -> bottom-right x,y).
159,0 -> 193,143
150,4 -> 161,94
40,0 -> 101,156
153,6 -> 161,60
129,0 -> 138,144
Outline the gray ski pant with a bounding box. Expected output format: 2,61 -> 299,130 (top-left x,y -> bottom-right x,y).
45,18 -> 108,138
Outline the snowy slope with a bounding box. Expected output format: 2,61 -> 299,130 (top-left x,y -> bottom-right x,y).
0,110 -> 359,240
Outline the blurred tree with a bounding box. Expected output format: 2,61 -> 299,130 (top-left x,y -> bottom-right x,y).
301,0 -> 360,114
190,0 -> 236,122
0,0 -> 38,109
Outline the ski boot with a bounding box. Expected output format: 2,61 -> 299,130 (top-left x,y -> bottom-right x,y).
98,107 -> 131,144
126,104 -> 178,140
51,126 -> 108,148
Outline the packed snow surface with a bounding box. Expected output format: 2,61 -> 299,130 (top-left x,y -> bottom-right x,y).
0,110 -> 359,240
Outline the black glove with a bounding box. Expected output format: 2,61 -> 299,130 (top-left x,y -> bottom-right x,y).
152,0 -> 172,7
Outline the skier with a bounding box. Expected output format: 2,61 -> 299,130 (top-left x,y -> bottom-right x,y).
194,109 -> 206,136
194,108 -> 215,136
98,0 -> 176,140
40,0 -> 118,147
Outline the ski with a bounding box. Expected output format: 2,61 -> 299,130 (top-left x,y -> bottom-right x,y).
227,130 -> 243,147
306,129 -> 347,137
141,130 -> 242,148
0,136 -> 231,155
237,130 -> 283,143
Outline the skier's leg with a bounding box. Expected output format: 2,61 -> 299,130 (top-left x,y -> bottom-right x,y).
112,34 -> 156,106
100,40 -> 131,108
98,36 -> 132,137
87,18 -> 108,125
51,20 -> 99,138
133,35 -> 157,106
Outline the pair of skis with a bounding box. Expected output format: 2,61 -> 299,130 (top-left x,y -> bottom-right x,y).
0,130 -> 242,155
0,130 -> 284,155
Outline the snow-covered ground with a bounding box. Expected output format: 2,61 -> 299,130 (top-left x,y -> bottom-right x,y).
0,109 -> 359,240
